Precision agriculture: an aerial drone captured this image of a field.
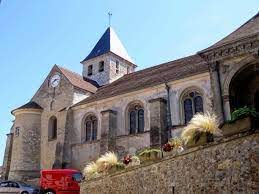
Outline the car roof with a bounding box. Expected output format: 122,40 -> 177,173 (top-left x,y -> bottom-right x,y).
41,169 -> 80,173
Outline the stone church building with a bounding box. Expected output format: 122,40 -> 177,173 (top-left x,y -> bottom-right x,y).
2,13 -> 259,181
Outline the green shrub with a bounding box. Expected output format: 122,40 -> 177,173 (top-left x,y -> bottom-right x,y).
229,106 -> 258,123
137,148 -> 161,156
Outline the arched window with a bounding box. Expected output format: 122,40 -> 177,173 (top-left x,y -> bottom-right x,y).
48,116 -> 57,140
128,104 -> 144,134
182,91 -> 204,124
85,115 -> 98,142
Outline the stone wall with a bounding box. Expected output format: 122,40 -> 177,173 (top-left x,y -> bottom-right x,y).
9,111 -> 42,180
2,131 -> 13,180
72,73 -> 212,168
32,66 -> 79,169
81,132 -> 259,194
82,53 -> 134,86
72,141 -> 100,170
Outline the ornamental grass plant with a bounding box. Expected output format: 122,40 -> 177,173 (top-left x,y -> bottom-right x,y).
168,137 -> 183,148
96,151 -> 119,172
83,162 -> 99,180
181,112 -> 222,145
83,152 -> 121,180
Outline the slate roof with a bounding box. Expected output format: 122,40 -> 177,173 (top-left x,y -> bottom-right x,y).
81,27 -> 134,64
57,65 -> 98,93
12,101 -> 43,114
74,54 -> 208,107
200,12 -> 259,53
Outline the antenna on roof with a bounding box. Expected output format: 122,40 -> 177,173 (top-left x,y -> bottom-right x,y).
108,12 -> 112,27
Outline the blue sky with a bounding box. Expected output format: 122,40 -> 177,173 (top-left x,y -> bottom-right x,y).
0,1 -> 258,165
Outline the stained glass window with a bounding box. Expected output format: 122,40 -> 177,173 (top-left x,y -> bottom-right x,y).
129,104 -> 144,134
138,109 -> 145,133
85,115 -> 97,141
130,111 -> 136,134
86,121 -> 92,141
194,96 -> 204,113
184,99 -> 193,124
183,91 -> 204,124
92,119 -> 97,140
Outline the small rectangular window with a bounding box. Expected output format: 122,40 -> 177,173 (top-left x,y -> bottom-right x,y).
15,127 -> 20,137
88,65 -> 93,76
116,61 -> 119,74
99,61 -> 104,72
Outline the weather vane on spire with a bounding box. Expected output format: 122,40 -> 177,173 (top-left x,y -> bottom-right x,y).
108,12 -> 112,27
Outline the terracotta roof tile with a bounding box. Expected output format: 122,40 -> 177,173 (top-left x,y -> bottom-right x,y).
57,66 -> 98,93
74,54 -> 208,107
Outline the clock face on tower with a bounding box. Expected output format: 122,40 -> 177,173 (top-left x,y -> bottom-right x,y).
50,74 -> 61,88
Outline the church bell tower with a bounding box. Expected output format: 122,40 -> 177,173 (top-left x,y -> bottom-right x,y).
81,27 -> 136,86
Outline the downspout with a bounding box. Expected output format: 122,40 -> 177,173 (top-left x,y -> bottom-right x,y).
165,83 -> 173,139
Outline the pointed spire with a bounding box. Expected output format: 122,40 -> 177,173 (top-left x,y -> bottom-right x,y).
82,27 -> 134,64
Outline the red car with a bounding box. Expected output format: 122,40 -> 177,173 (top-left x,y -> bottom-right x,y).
40,169 -> 82,194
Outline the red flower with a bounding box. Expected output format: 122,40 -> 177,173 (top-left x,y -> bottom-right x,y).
122,154 -> 132,165
162,143 -> 173,152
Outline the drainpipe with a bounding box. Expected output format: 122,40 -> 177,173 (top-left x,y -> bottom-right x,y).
165,83 -> 173,139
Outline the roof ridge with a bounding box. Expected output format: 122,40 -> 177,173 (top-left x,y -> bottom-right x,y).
73,52 -> 208,107
11,101 -> 43,115
56,65 -> 97,93
122,54 -> 202,78
96,54 -> 203,90
57,65 -> 82,78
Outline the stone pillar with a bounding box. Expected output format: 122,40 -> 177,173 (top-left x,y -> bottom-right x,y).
149,98 -> 167,147
61,109 -> 74,168
165,84 -> 172,139
223,95 -> 231,121
100,110 -> 117,155
2,132 -> 13,180
209,62 -> 225,124
170,90 -> 179,126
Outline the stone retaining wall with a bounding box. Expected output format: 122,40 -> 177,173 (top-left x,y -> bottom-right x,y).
81,132 -> 259,194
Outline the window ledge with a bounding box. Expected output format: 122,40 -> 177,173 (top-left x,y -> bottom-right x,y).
118,130 -> 150,139
48,137 -> 57,142
82,139 -> 100,144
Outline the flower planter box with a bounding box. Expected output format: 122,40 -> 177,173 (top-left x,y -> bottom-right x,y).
163,147 -> 184,158
107,164 -> 125,174
139,151 -> 162,162
186,132 -> 213,148
162,150 -> 175,158
221,116 -> 252,136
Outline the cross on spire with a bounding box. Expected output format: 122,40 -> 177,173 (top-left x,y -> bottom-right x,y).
108,12 -> 112,27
